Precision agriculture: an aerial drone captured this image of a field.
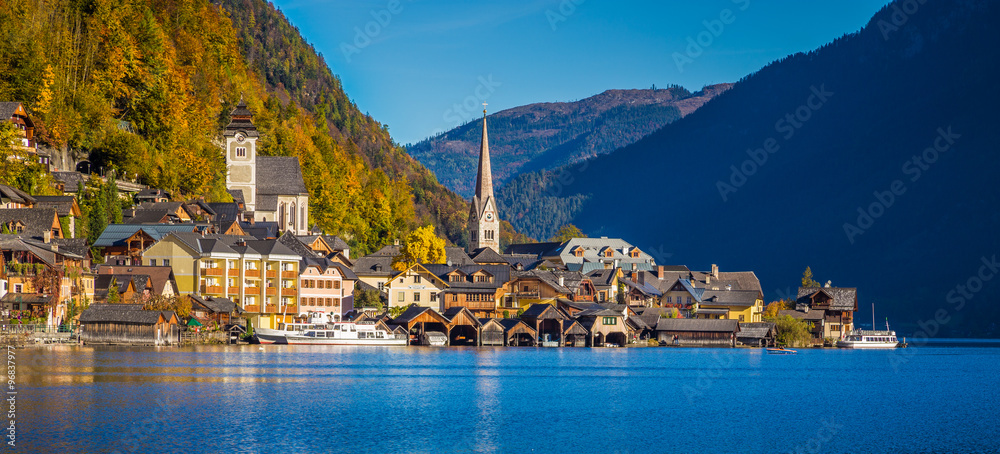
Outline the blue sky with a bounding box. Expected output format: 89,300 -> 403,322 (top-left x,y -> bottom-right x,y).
271,0 -> 889,145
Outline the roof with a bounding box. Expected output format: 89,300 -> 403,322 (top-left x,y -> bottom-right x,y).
97,265 -> 178,296
0,184 -> 35,205
550,237 -> 653,265
504,242 -> 561,256
442,307 -> 482,326
278,231 -> 322,259
353,247 -> 400,276
93,224 -> 200,248
207,203 -> 241,225
737,322 -> 776,339
189,295 -> 243,314
424,264 -> 511,290
79,304 -> 166,324
391,306 -> 447,325
797,287 -> 858,311
51,172 -> 89,192
700,289 -> 760,307
256,156 -> 308,195
520,303 -> 567,321
779,309 -> 825,321
469,247 -> 506,264
239,221 -> 277,239
622,278 -> 663,297
444,247 -> 475,266
0,208 -> 58,239
32,196 -> 79,217
1,293 -> 55,304
227,189 -> 245,204
654,318 -> 740,333
0,102 -> 24,120
498,318 -> 535,333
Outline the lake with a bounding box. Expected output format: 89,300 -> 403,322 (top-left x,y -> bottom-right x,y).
16,341 -> 1000,453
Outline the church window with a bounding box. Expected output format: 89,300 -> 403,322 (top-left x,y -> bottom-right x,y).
236,147 -> 246,158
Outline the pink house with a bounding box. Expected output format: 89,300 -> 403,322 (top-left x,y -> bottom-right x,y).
298,259 -> 356,322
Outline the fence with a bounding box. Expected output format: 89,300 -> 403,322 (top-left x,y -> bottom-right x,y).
1,324 -> 77,334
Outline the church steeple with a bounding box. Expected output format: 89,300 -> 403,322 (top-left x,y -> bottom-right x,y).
469,106 -> 500,254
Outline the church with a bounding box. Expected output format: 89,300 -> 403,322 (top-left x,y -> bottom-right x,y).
224,98 -> 310,235
468,108 -> 501,254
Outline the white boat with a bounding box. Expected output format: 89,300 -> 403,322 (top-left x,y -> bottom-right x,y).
836,330 -> 899,349
255,311 -> 335,344
284,321 -> 407,346
837,307 -> 900,349
420,331 -> 447,346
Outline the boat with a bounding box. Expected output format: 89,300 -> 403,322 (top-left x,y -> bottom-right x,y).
766,347 -> 797,354
254,311 -> 335,344
836,305 -> 900,349
284,321 -> 408,346
420,331 -> 447,346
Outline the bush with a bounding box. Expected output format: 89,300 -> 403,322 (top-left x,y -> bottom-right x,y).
773,315 -> 813,347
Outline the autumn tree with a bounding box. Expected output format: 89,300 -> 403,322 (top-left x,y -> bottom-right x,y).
138,295 -> 192,319
549,224 -> 586,243
393,225 -> 446,271
801,266 -> 820,288
773,315 -> 813,347
763,300 -> 793,319
353,288 -> 383,309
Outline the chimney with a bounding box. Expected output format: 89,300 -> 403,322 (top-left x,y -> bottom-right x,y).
657,265 -> 665,279
558,276 -> 565,287
43,231 -> 51,243
706,273 -> 711,284
711,263 -> 719,279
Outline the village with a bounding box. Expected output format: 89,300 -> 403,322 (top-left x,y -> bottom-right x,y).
0,100 -> 860,349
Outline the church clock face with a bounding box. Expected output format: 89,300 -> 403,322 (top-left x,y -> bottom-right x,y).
235,133 -> 246,143
486,212 -> 493,221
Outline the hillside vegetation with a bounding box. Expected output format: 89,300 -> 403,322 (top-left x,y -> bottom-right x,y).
0,0 -> 469,254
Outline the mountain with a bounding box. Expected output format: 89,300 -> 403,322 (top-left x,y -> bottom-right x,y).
497,0 -> 1000,336
408,85 -> 731,199
0,0 -> 468,255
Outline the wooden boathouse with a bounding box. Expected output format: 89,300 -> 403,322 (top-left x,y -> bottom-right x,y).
79,304 -> 181,346
654,319 -> 739,347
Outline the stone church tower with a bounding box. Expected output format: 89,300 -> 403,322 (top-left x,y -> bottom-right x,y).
468,109 -> 500,253
224,97 -> 258,212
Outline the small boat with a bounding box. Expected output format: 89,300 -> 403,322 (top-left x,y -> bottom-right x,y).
767,347 -> 797,354
420,331 -> 447,346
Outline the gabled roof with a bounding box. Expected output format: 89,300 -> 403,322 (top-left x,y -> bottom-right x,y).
621,278 -> 663,297
207,202 -> 242,225
470,247 -> 506,264
520,303 -> 567,321
655,318 -> 740,333
504,242 -> 561,257
424,264 -> 510,290
239,221 -> 277,239
97,265 -> 178,296
0,208 -> 58,239
442,307 -> 482,327
353,255 -> 395,276
0,101 -> 26,120
498,318 -> 535,334
444,247 -> 475,266
390,305 -> 449,325
93,224 -> 200,248
256,156 -> 308,195
79,304 -> 166,324
797,287 -> 858,311
700,289 -> 760,307
0,184 -> 35,205
189,295 -> 243,314
51,171 -> 89,192
32,195 -> 80,217
738,322 -> 776,339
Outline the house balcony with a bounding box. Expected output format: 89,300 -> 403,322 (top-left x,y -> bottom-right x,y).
266,270 -> 277,278
281,271 -> 297,279
452,301 -> 496,311
243,304 -> 260,313
244,286 -> 261,294
227,287 -> 240,295
202,268 -> 225,276
200,285 -> 224,294
244,270 -> 260,278
265,288 -> 277,296
515,291 -> 540,299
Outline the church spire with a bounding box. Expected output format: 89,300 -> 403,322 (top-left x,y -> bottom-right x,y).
474,106 -> 493,201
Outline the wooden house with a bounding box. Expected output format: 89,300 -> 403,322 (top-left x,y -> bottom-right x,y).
561,319 -> 588,347
498,318 -> 536,346
737,322 -> 777,347
390,305 -> 451,345
654,319 -> 739,347
519,303 -> 567,345
189,295 -> 244,328
78,304 -> 180,346
479,318 -> 506,346
442,306 -> 482,346
576,308 -> 630,347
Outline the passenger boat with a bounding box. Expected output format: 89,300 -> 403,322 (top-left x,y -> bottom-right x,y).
254,311 -> 335,344
284,321 -> 407,346
837,306 -> 900,349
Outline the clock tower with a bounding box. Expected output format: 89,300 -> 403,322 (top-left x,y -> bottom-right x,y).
224,97 -> 258,211
468,108 -> 500,254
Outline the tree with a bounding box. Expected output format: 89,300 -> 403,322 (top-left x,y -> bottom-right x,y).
616,280 -> 627,305
549,224 -> 585,243
139,295 -> 192,318
353,288 -> 383,309
763,300 -> 792,319
801,266 -> 820,288
773,315 -> 813,347
393,225 -> 445,271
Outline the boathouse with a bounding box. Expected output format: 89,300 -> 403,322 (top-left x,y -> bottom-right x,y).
391,305 -> 451,345
561,319 -> 588,347
479,318 -> 506,346
498,318 -> 536,346
520,303 -> 567,345
654,319 -> 739,347
737,322 -> 777,347
442,306 -> 482,346
79,304 -> 181,346
576,308 -> 630,347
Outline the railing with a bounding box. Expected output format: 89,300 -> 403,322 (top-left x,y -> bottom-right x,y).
282,288 -> 297,297
243,305 -> 260,313
266,270 -> 277,278
265,288 -> 277,296
227,287 -> 240,295
244,270 -> 260,278
281,271 -> 297,279
244,286 -> 260,293
202,268 -> 224,276
515,292 -> 540,298
1,324 -> 76,334
200,285 -> 224,294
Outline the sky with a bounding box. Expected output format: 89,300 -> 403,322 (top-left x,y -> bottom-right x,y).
270,0 -> 890,145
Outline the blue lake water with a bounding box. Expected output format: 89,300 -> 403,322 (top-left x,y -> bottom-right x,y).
16,342 -> 1000,453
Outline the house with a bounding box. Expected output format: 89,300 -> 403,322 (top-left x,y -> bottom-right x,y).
298,257 -> 357,322
93,274 -> 143,302
140,233 -> 301,330
97,265 -> 179,299
125,201 -> 196,224
92,224 -> 203,266
654,319 -> 739,347
587,268 -> 622,303
782,286 -> 858,342
384,263 -> 449,311
0,184 -> 35,209
442,306 -> 482,346
737,322 -> 777,347
32,196 -> 82,238
389,305 -> 451,345
0,102 -> 37,158
506,269 -> 594,309
0,235 -> 90,326
78,303 -> 180,346
295,234 -> 351,261
223,98 -> 310,235
134,188 -> 171,204
189,295 -> 243,328
620,274 -> 663,307
575,307 -> 631,347
351,244 -> 400,293
542,237 -> 655,272
0,208 -> 62,239
426,263 -> 510,318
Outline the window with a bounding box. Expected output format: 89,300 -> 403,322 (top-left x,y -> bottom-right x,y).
451,294 -> 458,302
378,282 -> 385,291
236,147 -> 247,157
738,315 -> 745,322
602,317 -> 617,325
832,324 -> 841,332
430,293 -> 437,302
414,276 -> 421,284
149,259 -> 157,266
414,292 -> 420,302
163,259 -> 169,267
245,262 -> 257,270
332,298 -> 340,307
333,280 -> 340,290
687,297 -> 692,304
666,296 -> 672,303
398,291 -> 405,302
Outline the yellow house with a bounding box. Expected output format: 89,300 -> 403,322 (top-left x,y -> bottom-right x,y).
698,289 -> 764,323
385,264 -> 448,311
142,233 -> 301,329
